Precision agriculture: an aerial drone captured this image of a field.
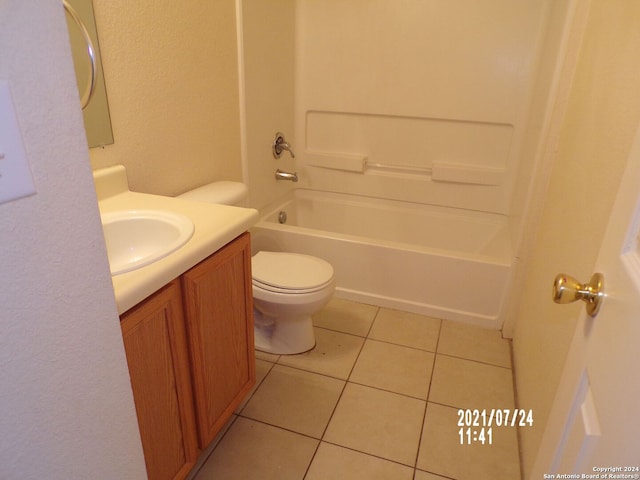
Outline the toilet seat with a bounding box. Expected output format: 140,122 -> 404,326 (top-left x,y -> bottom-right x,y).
252,251 -> 334,294
253,278 -> 334,295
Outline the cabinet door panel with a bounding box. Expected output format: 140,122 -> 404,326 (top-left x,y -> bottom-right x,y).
121,281 -> 198,480
182,233 -> 255,447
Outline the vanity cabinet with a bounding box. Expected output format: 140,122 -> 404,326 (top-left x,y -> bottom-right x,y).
120,280 -> 198,480
181,232 -> 256,448
121,233 -> 255,479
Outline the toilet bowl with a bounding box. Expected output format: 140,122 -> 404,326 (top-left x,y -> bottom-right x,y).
177,181 -> 335,354
252,251 -> 335,354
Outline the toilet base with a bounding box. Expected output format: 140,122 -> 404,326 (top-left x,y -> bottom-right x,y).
253,309 -> 316,355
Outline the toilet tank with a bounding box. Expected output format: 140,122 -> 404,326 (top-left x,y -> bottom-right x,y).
177,181 -> 248,206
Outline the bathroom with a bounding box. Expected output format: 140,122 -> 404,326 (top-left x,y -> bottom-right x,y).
91,1 -> 551,330
2,0 -> 640,479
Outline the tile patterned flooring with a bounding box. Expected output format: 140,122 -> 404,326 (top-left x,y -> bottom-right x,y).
191,298 -> 521,480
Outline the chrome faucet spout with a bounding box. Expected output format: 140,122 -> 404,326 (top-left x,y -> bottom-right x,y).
275,169 -> 298,182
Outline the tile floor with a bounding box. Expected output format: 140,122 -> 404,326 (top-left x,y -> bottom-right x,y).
191,298 -> 521,480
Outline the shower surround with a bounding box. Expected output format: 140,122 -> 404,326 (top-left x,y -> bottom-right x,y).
240,0 -> 566,328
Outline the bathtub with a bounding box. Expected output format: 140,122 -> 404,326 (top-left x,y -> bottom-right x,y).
250,189 -> 513,329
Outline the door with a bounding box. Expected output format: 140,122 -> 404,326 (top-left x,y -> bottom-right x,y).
531,119 -> 640,473
181,233 -> 256,447
121,281 -> 198,480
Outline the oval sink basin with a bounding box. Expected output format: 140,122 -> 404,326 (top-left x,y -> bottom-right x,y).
102,210 -> 194,275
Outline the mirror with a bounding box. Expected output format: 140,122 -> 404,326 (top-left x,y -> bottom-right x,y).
64,0 -> 114,147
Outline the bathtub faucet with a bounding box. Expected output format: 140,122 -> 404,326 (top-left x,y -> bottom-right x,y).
275,169 -> 298,182
272,132 -> 296,159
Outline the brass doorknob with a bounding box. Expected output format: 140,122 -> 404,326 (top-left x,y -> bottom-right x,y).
552,273 -> 605,317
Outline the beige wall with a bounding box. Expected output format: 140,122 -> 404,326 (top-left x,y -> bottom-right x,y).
512,1 -> 640,475
89,0 -> 243,197
507,0 -> 573,253
241,0 -> 296,210
0,1 -> 146,477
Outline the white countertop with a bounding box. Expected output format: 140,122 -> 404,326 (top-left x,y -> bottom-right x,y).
94,165 -> 259,314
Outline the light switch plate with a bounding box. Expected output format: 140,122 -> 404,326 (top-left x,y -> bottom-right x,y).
0,79 -> 37,205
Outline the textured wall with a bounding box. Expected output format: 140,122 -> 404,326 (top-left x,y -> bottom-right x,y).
89,0 -> 243,197
0,1 -> 146,478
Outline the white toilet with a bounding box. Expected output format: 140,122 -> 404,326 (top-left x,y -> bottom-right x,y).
178,181 -> 335,355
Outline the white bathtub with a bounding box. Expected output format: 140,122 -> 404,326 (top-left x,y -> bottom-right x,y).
250,189 -> 513,329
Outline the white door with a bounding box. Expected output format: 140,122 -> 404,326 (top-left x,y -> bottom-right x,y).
531,120 -> 640,474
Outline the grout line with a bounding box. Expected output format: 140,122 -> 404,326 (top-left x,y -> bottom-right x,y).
258,346 -> 431,403
316,324 -> 368,438
413,318 -> 442,469
235,357 -> 277,415
302,439 -> 323,480
192,358 -> 281,477
509,338 -> 525,480
310,324 -> 370,339
304,304 -> 377,477
267,359 -> 352,383
187,414 -> 241,480
425,399 -> 489,411
435,350 -> 513,370
363,335 -> 439,354
304,308 -> 378,478
235,414 -> 322,442
321,439 -> 419,470
312,324 -> 370,340
415,469 -> 457,480
365,305 -> 380,337
346,379 -> 430,403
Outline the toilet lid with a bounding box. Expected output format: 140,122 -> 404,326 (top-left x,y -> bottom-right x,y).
252,251 -> 334,291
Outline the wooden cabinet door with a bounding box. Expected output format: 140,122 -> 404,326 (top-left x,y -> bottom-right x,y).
182,233 -> 256,447
121,281 -> 198,480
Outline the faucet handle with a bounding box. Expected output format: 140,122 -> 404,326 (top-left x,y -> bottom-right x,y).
273,132 -> 295,159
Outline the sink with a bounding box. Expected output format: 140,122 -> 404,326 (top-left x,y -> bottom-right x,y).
102,210 -> 194,275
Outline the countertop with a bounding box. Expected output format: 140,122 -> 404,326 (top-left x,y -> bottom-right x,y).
94,165 -> 259,314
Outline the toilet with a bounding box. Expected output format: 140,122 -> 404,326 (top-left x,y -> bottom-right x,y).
177,181 -> 335,355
